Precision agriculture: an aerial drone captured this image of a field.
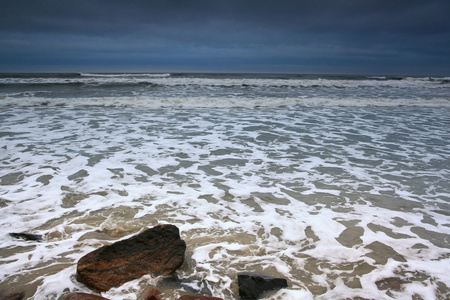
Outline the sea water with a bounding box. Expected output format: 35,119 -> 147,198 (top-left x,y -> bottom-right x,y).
0,73 -> 449,299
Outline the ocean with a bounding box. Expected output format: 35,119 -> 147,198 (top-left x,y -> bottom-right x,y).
0,73 -> 449,299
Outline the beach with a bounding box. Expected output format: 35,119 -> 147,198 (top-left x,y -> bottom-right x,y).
0,73 -> 449,299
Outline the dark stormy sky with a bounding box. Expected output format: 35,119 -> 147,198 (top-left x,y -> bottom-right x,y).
1,0 -> 449,75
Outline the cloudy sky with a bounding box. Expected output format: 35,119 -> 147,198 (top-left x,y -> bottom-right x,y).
1,0 -> 449,75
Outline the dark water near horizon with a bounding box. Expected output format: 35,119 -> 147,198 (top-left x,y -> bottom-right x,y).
1,72 -> 449,106
0,73 -> 449,299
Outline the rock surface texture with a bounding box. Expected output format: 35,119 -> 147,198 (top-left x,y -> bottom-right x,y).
76,224 -> 186,292
238,273 -> 288,299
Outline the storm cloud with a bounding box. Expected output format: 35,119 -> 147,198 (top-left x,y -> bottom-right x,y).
1,0 -> 449,75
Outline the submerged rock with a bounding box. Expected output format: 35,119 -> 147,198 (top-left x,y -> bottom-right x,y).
375,277 -> 404,292
238,273 -> 288,299
144,289 -> 223,300
9,232 -> 43,242
145,289 -> 162,300
0,291 -> 25,300
157,275 -> 212,296
76,224 -> 186,292
63,293 -> 109,300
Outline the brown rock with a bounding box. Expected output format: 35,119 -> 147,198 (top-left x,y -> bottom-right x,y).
178,296 -> 223,300
76,224 -> 186,292
145,289 -> 162,300
63,293 -> 109,300
0,291 -> 25,300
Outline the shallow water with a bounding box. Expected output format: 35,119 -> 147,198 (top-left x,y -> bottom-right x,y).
1,103 -> 449,299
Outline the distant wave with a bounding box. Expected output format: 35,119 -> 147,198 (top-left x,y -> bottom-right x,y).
1,74 -> 448,88
79,73 -> 171,78
1,74 -> 449,106
1,95 -> 449,108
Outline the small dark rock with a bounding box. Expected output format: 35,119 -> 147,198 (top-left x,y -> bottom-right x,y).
76,224 -> 186,292
375,277 -> 404,291
63,293 -> 109,300
9,232 -> 43,242
238,273 -> 288,299
0,291 -> 25,300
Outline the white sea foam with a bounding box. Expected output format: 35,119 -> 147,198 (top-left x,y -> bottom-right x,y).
0,74 -> 447,89
1,73 -> 448,108
80,73 -> 171,78
1,95 -> 449,107
0,97 -> 449,299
